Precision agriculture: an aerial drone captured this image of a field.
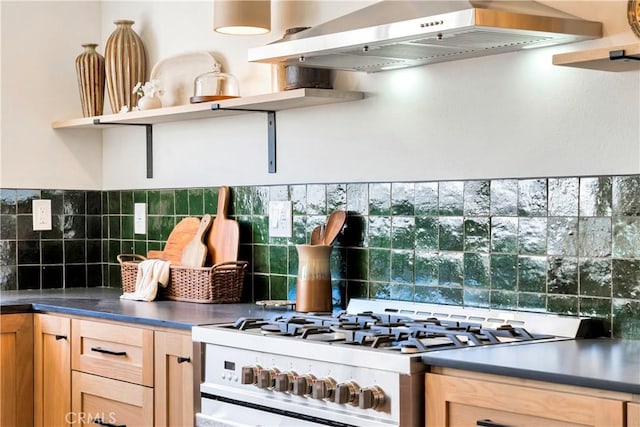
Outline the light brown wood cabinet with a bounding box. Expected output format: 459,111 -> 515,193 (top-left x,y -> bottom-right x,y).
426,369 -> 629,427
34,313 -> 71,427
0,313 -> 34,427
629,402 -> 640,427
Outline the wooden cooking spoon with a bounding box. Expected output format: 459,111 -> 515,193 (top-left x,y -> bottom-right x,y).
310,225 -> 324,245
323,210 -> 346,246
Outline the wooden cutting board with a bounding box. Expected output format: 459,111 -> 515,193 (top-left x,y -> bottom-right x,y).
181,214 -> 213,267
147,217 -> 201,264
207,186 -> 240,265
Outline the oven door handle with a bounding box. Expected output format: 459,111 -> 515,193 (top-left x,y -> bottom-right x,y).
477,419 -> 510,427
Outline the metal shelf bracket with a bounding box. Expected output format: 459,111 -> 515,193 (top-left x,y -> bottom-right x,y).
211,104 -> 277,173
609,49 -> 640,62
93,119 -> 153,178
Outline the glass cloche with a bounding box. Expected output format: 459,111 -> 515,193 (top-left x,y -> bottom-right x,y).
190,63 -> 239,103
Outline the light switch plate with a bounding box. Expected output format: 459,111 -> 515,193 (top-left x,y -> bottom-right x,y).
134,203 -> 147,234
33,199 -> 52,231
268,201 -> 292,238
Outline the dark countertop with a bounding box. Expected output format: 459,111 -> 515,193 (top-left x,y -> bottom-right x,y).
0,288 -> 289,330
422,338 -> 640,395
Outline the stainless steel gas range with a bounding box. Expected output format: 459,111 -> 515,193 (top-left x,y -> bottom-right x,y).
192,299 -> 603,427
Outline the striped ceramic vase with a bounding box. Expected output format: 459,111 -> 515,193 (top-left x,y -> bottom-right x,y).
104,20 -> 146,113
75,44 -> 105,117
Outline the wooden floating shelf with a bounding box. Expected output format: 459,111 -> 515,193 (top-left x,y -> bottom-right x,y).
552,43 -> 640,72
52,88 -> 364,129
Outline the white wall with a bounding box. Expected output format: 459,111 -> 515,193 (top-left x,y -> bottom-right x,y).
1,1 -> 638,190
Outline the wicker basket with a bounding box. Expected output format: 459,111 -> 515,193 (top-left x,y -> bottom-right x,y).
117,254 -> 247,304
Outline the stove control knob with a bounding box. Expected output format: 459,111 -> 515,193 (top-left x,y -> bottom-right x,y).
312,377 -> 337,401
291,374 -> 315,396
274,371 -> 297,393
240,365 -> 260,385
335,381 -> 360,405
257,367 -> 280,389
359,385 -> 385,410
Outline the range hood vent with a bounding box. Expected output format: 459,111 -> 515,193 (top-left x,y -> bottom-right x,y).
248,0 -> 602,72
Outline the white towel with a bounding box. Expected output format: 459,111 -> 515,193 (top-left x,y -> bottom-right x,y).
120,259 -> 171,302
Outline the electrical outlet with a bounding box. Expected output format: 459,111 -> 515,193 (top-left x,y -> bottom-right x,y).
32,199 -> 52,231
134,203 -> 147,234
268,201 -> 292,238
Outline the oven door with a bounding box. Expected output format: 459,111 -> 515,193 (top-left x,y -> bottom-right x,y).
196,395 -> 349,427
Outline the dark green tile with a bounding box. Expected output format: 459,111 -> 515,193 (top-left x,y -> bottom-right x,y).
579,177 -> 612,217
579,259 -> 611,297
107,240 -> 120,264
347,183 -> 368,215
578,217 -> 611,257
612,259 -> 640,299
122,216 -> 134,240
16,190 -> 39,214
518,179 -> 547,217
464,288 -> 490,308
548,178 -> 578,216
438,217 -> 463,251
134,240 -> 147,256
391,183 -> 414,216
121,240 -> 134,254
369,249 -> 390,282
204,187 -> 218,214
342,215 -> 366,247
175,189 -> 189,216
188,188 -> 204,215
579,297 -> 612,330
1,215 -> 16,239
415,217 -> 438,250
369,282 -> 391,299
269,245 -> 287,275
612,217 -> 640,258
415,286 -> 463,305
612,176 -> 640,216
0,189 -> 16,214
612,299 -> 640,339
547,294 -> 578,315
368,216 -> 391,248
0,241 -> 17,265
518,217 -> 547,255
391,250 -> 413,284
108,216 -> 121,239
490,179 -> 518,216
146,216 -> 174,242
62,190 -> 85,215
270,275 -> 288,300
518,256 -> 547,292
107,191 -> 120,214
518,293 -> 546,312
464,217 -> 489,253
547,217 -> 577,256
346,248 -> 368,281
232,186 -> 252,215
253,274 -> 270,301
252,216 -> 268,244
327,184 -> 347,211
120,191 -> 133,215
64,215 -> 85,239
464,180 -> 490,216
346,280 -> 368,300
415,251 -> 439,286
389,283 -> 413,301
547,257 -> 578,295
253,245 -> 269,274
415,182 -> 438,216
270,185 -> 289,201
391,217 -> 415,250
491,290 -> 517,310
148,190 -> 174,215
307,184 -> 326,215
438,181 -> 463,216
291,216 -> 307,245
463,253 -> 489,288
133,190 -> 146,204
491,217 -> 518,253
490,254 -> 517,290
438,252 -> 463,287
18,240 -> 39,264
87,191 -> 102,215
290,185 -> 307,215
369,183 -> 391,216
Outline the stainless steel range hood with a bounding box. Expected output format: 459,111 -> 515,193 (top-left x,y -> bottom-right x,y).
248,0 -> 602,72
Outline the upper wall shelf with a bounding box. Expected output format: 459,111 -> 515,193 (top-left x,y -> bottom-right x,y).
552,43 -> 640,72
52,88 -> 364,176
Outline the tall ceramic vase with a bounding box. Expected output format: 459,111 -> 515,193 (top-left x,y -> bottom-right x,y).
295,244 -> 333,313
75,44 -> 105,117
105,20 -> 146,113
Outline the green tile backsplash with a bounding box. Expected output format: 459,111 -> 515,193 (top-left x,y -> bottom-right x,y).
1,175 -> 640,339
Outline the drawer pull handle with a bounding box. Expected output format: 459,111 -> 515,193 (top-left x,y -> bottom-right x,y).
477,420 -> 509,427
177,356 -> 190,364
91,346 -> 127,357
92,418 -> 126,427
55,335 -> 67,340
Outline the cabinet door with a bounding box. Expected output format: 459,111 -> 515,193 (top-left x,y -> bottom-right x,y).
154,330 -> 198,427
71,371 -> 153,426
629,402 -> 640,427
34,313 -> 71,427
0,313 -> 34,427
426,373 -> 625,427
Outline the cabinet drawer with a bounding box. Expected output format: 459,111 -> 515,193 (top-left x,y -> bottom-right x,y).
72,319 -> 153,386
629,402 -> 640,427
72,371 -> 153,427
